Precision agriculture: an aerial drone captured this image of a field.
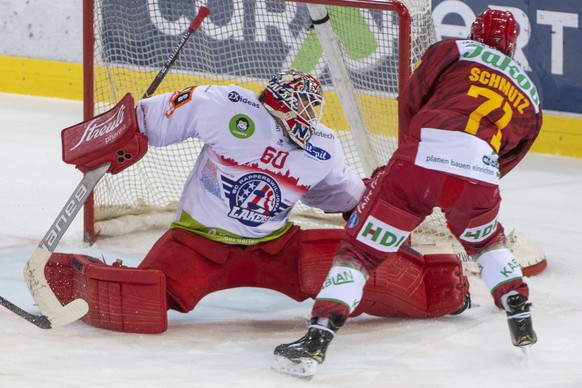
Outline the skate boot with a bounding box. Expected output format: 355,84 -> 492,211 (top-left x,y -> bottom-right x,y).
503,292 -> 537,347
272,317 -> 340,380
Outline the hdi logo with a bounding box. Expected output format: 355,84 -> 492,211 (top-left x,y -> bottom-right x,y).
356,215 -> 408,253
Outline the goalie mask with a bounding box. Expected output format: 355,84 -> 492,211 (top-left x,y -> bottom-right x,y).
262,69 -> 324,149
469,8 -> 519,58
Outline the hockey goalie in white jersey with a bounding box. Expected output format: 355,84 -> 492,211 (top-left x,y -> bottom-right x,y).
47,69 -> 469,334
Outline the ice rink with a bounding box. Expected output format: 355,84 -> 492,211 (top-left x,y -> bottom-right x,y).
1,92 -> 581,387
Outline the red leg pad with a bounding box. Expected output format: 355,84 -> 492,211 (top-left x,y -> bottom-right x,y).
298,228 -> 345,296
298,231 -> 470,318
46,253 -> 167,334
353,249 -> 470,318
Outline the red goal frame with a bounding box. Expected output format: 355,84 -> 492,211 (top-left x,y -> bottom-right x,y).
81,0 -> 414,243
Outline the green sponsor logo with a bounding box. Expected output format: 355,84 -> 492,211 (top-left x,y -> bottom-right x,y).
462,219 -> 498,242
323,270 -> 354,288
229,114 -> 255,139
461,42 -> 540,107
360,221 -> 406,247
500,257 -> 521,278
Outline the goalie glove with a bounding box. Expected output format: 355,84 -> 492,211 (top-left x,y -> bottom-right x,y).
61,93 -> 148,174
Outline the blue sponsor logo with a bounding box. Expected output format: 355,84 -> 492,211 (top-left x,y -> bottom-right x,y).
228,91 -> 242,102
482,153 -> 499,168
228,91 -> 261,109
305,143 -> 331,160
347,213 -> 359,228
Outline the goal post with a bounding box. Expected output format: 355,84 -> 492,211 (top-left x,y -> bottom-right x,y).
81,0 -> 547,275
82,0 -> 434,239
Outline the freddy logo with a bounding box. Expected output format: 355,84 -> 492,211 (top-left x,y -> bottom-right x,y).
69,105 -> 126,151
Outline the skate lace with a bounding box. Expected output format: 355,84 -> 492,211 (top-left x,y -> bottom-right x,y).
508,311 -> 531,320
308,324 -> 336,338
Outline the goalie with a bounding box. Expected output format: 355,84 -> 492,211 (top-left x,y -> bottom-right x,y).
50,69 -> 469,334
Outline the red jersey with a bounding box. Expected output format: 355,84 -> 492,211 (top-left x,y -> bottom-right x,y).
396,39 -> 542,182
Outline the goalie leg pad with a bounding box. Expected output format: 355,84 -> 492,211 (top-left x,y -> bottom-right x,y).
46,253 -> 167,334
298,228 -> 344,297
297,230 -> 470,318
352,249 -> 470,318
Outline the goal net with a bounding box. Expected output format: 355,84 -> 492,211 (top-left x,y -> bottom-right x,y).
83,0 -> 546,275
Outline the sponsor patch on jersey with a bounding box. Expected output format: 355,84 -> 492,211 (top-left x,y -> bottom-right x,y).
221,173 -> 289,227
416,128 -> 501,185
227,90 -> 261,109
305,143 -> 331,161
356,215 -> 408,253
460,217 -> 499,243
456,40 -> 540,112
347,213 -> 359,228
165,87 -> 194,118
229,114 -> 255,139
311,130 -> 335,140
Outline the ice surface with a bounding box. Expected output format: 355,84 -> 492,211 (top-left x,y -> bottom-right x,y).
1,93 -> 581,387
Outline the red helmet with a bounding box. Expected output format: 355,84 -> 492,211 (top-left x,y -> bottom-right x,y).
262,69 -> 324,149
469,8 -> 519,58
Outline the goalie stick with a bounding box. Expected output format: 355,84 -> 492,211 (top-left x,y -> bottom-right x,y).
143,5 -> 211,99
0,6 -> 211,329
0,164 -> 109,329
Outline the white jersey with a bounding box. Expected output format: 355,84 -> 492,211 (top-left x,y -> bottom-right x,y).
136,84 -> 365,244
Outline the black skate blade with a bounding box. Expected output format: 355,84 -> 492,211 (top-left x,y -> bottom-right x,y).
271,355 -> 318,380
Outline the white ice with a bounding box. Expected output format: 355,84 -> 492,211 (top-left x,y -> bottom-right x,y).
1,93 -> 581,388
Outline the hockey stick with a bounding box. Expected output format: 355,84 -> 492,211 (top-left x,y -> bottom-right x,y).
0,295 -> 52,329
1,6 -> 211,329
143,5 -> 211,99
0,164 -> 109,329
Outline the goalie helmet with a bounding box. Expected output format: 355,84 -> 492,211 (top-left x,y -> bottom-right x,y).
262,69 -> 324,149
469,8 -> 519,58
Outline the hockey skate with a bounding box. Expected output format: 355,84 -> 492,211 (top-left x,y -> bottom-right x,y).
504,293 -> 537,348
272,325 -> 335,380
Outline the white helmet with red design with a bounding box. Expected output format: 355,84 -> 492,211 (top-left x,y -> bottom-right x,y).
262,69 -> 324,149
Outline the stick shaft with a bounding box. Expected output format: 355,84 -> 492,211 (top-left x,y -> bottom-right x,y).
143,6 -> 211,99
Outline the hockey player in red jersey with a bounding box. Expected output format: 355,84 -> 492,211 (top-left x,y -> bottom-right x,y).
273,8 -> 541,379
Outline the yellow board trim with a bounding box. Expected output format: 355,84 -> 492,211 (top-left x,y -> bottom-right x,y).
530,114 -> 582,158
1,55 -> 581,158
0,55 -> 83,100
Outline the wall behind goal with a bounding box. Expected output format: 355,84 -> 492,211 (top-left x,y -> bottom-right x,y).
0,0 -> 580,156
433,0 -> 582,157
